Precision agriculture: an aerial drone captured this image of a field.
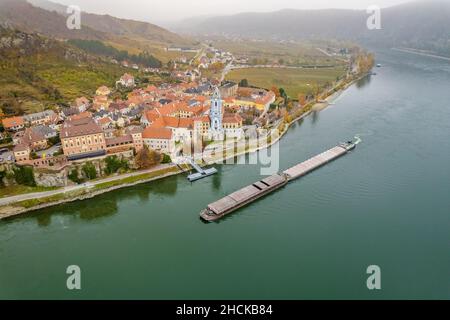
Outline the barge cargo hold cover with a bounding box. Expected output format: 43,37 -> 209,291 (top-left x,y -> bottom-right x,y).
283,145 -> 349,181
200,174 -> 288,222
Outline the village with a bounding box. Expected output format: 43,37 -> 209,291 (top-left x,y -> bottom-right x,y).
0,46 -> 279,188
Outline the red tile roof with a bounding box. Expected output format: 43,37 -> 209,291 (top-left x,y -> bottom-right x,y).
105,134 -> 133,147
69,112 -> 92,121
150,116 -> 194,129
2,116 -> 24,129
142,127 -> 173,140
75,97 -> 90,107
60,118 -> 103,138
223,114 -> 243,124
144,85 -> 157,93
98,117 -> 112,125
14,144 -> 29,152
121,73 -> 134,81
20,127 -> 46,145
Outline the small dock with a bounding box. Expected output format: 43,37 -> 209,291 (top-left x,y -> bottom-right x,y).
185,157 -> 218,182
200,139 -> 358,222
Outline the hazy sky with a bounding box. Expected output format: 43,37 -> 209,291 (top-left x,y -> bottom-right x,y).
53,0 -> 415,25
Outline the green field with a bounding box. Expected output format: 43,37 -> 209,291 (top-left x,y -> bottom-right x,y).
226,67 -> 347,97
214,39 -> 351,67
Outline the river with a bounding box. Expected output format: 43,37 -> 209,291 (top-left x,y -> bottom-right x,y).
0,49 -> 449,299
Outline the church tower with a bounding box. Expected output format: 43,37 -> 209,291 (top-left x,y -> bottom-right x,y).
209,87 -> 224,141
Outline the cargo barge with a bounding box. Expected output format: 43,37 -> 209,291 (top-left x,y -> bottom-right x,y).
200,139 -> 358,222
200,174 -> 288,222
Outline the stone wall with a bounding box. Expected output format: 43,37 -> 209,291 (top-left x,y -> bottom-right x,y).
34,167 -> 69,187
0,150 -> 136,188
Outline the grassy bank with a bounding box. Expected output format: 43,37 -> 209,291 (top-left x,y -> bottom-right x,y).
0,185 -> 59,198
13,188 -> 88,209
93,166 -> 180,190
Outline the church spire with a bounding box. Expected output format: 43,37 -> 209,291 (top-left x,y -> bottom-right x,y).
209,86 -> 224,141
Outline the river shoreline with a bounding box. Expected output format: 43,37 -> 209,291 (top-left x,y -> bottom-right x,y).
0,73 -> 364,220
392,47 -> 450,61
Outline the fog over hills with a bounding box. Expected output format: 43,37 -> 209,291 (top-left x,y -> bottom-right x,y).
1,0 -> 449,56
175,0 -> 450,56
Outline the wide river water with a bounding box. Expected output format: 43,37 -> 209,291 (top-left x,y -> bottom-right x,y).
0,49 -> 449,299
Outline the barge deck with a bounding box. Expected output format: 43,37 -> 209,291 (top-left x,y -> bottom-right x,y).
200,139 -> 358,222
200,174 -> 288,222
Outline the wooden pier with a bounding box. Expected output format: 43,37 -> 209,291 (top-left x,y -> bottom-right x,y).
200,140 -> 358,222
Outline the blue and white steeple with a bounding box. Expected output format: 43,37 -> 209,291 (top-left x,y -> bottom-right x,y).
209,87 -> 224,141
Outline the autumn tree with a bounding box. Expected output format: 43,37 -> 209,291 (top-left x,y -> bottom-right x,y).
209,62 -> 224,73
356,52 -> 375,74
135,145 -> 161,169
271,86 -> 281,98
298,93 -> 306,106
283,113 -> 292,124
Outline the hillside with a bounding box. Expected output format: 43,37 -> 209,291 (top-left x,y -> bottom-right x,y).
27,0 -> 191,45
0,0 -> 105,40
0,26 -> 127,114
177,0 -> 450,57
0,0 -> 196,62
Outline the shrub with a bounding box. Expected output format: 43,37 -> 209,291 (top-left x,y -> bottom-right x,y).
82,162 -> 97,180
0,170 -> 6,185
104,156 -> 128,175
68,168 -> 82,184
0,137 -> 12,144
161,154 -> 172,164
13,166 -> 36,186
48,136 -> 61,146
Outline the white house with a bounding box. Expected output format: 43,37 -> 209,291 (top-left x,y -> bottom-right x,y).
116,73 -> 135,88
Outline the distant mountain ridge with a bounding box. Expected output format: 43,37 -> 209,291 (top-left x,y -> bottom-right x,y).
177,0 -> 450,56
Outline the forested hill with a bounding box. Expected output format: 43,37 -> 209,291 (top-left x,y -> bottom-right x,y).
0,27 -> 128,114
68,40 -> 162,68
